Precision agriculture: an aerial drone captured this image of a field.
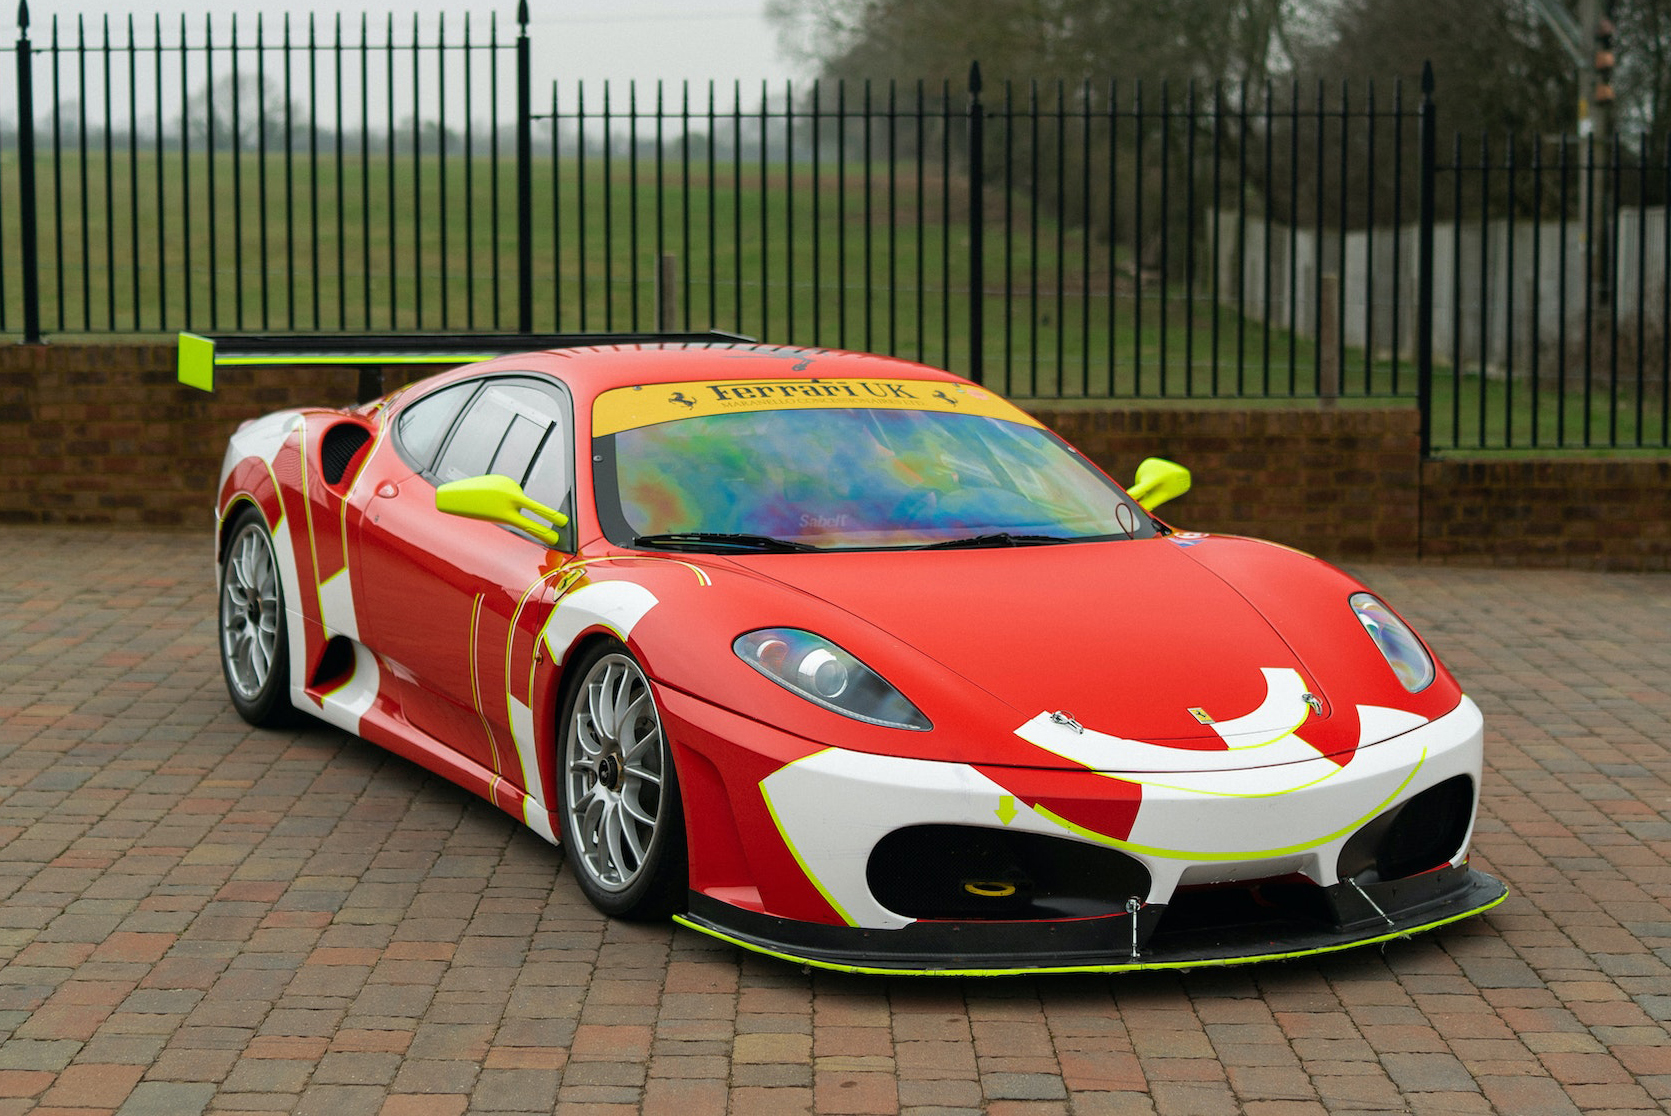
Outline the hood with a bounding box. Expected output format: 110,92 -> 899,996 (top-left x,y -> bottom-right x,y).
739,537 -> 1334,756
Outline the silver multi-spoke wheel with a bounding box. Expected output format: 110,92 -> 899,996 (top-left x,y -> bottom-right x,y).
559,644 -> 685,917
221,522 -> 280,700
565,653 -> 666,889
217,509 -> 292,726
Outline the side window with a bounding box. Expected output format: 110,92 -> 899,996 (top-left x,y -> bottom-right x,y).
521,438 -> 570,512
434,382 -> 566,484
394,381 -> 478,471
430,379 -> 574,541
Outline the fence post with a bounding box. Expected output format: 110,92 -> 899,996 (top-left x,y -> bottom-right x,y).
15,1 -> 41,343
515,0 -> 533,332
1416,61 -> 1436,458
967,61 -> 984,385
1319,273 -> 1340,405
657,253 -> 677,331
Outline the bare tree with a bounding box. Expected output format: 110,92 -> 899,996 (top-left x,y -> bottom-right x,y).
181,71 -> 331,154
1296,0 -> 1572,139
767,0 -> 1305,88
1614,0 -> 1671,149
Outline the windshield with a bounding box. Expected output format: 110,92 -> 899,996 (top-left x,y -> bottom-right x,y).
594,404 -> 1157,550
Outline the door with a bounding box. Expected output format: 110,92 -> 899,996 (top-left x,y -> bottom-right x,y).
352,374 -> 576,788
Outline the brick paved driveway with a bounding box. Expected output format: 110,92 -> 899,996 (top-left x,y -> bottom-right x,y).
1,526 -> 1667,1115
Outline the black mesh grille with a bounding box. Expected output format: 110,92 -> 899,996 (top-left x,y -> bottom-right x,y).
320,423 -> 373,485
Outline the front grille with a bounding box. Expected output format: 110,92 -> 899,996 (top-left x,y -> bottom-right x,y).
867,824 -> 1151,921
1337,775 -> 1475,884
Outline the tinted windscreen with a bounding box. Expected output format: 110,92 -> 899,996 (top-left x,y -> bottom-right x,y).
595,407 -> 1155,549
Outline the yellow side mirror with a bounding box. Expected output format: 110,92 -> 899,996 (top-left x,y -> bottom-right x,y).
435,474 -> 570,548
1127,457 -> 1191,512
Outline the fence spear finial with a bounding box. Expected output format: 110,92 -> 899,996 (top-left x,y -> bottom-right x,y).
17,1 -> 28,34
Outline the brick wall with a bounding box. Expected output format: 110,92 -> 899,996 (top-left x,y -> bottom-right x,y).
1,343 -> 1666,570
1,343 -> 391,528
1032,405 -> 1423,562
1421,458 -> 1671,570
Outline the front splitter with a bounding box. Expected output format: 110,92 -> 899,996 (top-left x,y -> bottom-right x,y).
673,867 -> 1508,976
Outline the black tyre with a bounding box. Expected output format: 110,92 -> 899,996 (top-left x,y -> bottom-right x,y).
557,640 -> 687,919
218,507 -> 295,727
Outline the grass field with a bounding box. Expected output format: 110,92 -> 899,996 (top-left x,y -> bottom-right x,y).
2,149 -> 1665,451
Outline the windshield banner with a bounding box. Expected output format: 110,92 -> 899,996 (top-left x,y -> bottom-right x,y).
593,378 -> 1042,436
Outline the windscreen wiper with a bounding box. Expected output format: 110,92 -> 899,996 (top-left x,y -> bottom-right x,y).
632,532 -> 820,553
913,532 -> 1074,550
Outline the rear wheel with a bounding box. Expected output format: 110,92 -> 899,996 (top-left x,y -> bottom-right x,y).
218,507 -> 294,727
557,641 -> 687,919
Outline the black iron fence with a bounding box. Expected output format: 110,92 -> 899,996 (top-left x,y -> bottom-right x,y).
2,3 -> 1668,453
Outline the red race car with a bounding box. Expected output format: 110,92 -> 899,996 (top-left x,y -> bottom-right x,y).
203,339 -> 1506,974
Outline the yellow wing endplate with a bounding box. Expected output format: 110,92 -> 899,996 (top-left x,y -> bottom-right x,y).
178,332 -> 218,392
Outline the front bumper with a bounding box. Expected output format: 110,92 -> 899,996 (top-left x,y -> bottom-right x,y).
663,689 -> 1506,974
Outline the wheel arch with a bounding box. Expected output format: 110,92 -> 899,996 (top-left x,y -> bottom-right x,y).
551,632 -> 689,918
546,630 -> 636,775
217,496 -> 269,564
216,493 -> 314,728
216,498 -> 303,727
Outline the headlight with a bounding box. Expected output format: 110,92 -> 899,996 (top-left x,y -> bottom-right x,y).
735,628 -> 931,731
1350,593 -> 1435,693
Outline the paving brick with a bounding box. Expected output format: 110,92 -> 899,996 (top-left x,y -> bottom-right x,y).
982,1072 -> 1069,1100
376,1096 -> 468,1116
813,1067 -> 899,1114
3,532 -> 1671,1114
1147,1080 -> 1240,1115
1537,1051 -> 1635,1085
727,1084 -> 813,1113
113,1080 -> 216,1115
0,1072 -> 53,1100
638,1076 -> 728,1116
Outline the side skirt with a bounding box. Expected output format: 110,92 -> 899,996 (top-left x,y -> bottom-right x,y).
307,670 -> 561,849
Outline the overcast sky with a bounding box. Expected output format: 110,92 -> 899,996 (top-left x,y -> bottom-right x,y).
30,1 -> 808,93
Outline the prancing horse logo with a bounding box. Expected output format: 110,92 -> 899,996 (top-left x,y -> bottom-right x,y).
668,392 -> 697,409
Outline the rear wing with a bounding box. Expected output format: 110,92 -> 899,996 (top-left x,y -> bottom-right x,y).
177,330 -> 754,401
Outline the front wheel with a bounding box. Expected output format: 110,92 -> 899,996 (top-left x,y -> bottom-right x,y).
557,641 -> 687,919
218,507 -> 295,727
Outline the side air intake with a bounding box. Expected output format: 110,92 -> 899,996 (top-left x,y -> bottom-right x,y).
320,423 -> 373,485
